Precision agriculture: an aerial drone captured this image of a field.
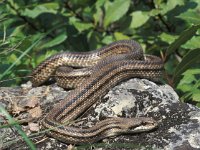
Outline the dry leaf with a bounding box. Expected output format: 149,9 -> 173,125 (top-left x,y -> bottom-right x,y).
28,106 -> 42,119
12,101 -> 25,114
28,122 -> 40,132
67,144 -> 75,150
24,96 -> 39,108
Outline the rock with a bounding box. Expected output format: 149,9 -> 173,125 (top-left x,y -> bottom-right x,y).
0,78 -> 200,150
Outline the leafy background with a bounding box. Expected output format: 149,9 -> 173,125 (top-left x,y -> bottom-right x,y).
0,0 -> 200,106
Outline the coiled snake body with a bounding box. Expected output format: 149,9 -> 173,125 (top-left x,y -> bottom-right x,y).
31,40 -> 163,144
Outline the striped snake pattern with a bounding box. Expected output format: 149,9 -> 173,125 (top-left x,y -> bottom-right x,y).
31,40 -> 163,144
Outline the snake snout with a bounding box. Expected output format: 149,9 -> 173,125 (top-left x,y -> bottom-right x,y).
128,117 -> 158,133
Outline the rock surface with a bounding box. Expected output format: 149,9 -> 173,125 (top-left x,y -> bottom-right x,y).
0,78 -> 200,150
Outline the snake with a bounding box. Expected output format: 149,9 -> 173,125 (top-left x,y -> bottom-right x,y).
31,40 -> 163,144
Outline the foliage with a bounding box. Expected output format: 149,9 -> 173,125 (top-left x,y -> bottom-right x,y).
0,0 -> 200,106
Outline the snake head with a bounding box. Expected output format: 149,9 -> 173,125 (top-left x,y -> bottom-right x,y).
126,117 -> 158,133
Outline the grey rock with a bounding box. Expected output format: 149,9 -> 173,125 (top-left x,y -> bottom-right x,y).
0,78 -> 200,150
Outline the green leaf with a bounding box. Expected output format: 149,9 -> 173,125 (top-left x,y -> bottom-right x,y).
104,0 -> 130,27
182,36 -> 200,49
93,7 -> 103,26
150,9 -> 160,16
174,48 -> 200,84
69,17 -> 93,32
159,33 -> 178,44
166,24 -> 200,56
177,11 -> 200,25
161,0 -> 184,15
40,33 -> 67,49
192,90 -> 200,102
182,68 -> 200,76
73,22 -> 93,32
93,0 -> 106,26
129,11 -> 149,29
102,35 -> 114,45
177,69 -> 200,90
153,0 -> 184,16
177,68 -> 200,102
36,50 -> 58,65
23,3 -> 59,18
114,32 -> 130,40
10,24 -> 26,38
177,84 -> 193,92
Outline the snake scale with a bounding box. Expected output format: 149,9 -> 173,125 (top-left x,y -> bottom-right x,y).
31,40 -> 163,144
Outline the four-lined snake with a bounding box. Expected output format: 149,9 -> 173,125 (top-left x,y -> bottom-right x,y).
31,40 -> 163,144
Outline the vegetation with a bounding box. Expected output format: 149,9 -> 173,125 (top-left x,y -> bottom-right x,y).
0,0 -> 200,105
0,0 -> 200,149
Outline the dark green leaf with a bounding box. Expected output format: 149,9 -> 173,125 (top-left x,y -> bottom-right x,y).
166,24 -> 200,56
87,31 -> 102,50
174,49 -> 200,84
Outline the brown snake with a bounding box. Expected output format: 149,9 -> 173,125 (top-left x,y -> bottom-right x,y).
31,40 -> 163,144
